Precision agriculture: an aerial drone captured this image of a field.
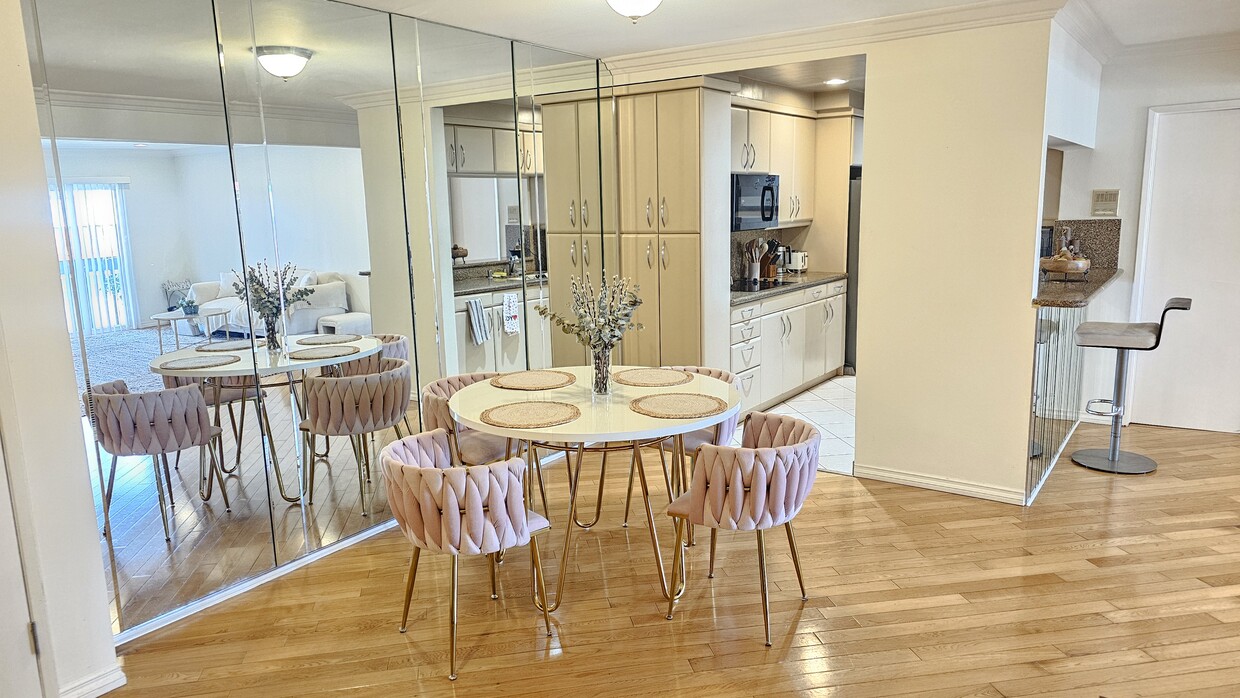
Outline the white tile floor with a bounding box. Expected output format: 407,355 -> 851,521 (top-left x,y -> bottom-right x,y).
731,374 -> 857,475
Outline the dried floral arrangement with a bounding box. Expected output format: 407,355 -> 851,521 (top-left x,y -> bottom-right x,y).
536,274 -> 642,351
231,261 -> 315,349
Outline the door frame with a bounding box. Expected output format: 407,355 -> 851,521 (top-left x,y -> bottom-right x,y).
1126,98 -> 1240,423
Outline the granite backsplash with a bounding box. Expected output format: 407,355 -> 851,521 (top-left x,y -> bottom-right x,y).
1053,219 -> 1120,268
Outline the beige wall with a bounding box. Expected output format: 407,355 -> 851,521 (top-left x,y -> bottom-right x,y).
0,0 -> 124,693
853,21 -> 1050,502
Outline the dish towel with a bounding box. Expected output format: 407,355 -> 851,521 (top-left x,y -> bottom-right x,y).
502,293 -> 520,335
467,299 -> 490,346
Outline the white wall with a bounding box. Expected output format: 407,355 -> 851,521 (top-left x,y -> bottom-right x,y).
1059,45 -> 1240,410
0,0 -> 123,693
1045,20 -> 1102,148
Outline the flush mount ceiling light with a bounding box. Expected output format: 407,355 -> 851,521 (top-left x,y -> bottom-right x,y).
607,0 -> 663,23
253,45 -> 314,79
824,78 -> 849,86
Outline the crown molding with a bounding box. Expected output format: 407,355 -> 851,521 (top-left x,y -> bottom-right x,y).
34,89 -> 359,126
603,0 -> 1067,83
1110,30 -> 1240,63
1053,0 -> 1121,63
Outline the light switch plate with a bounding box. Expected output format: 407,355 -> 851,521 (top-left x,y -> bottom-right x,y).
1091,189 -> 1119,217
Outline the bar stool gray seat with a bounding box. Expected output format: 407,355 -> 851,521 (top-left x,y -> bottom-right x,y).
1071,297 -> 1191,474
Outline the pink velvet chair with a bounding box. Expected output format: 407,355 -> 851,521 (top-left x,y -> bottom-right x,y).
86,380 -> 231,541
301,357 -> 411,514
664,411 -> 820,645
381,429 -> 552,680
161,374 -> 261,471
421,372 -> 515,466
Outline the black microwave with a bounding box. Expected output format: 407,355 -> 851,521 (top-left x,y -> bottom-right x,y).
731,173 -> 779,231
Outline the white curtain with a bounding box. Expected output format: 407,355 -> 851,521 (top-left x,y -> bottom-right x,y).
49,182 -> 138,334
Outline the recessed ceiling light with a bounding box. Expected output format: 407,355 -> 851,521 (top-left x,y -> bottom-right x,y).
253,46 -> 314,80
824,78 -> 849,86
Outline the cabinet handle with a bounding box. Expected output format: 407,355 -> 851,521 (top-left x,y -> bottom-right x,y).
582,200 -> 589,228
746,143 -> 754,169
569,200 -> 576,227
646,197 -> 652,228
750,142 -> 758,168
660,197 -> 667,227
741,307 -> 754,319
824,303 -> 830,326
741,346 -> 754,362
646,240 -> 653,268
449,142 -> 456,168
660,240 -> 668,269
793,196 -> 799,218
570,240 -> 577,267
742,375 -> 753,390
459,144 -> 465,168
828,304 -> 835,324
582,239 -> 590,267
812,288 -> 823,298
741,325 -> 754,339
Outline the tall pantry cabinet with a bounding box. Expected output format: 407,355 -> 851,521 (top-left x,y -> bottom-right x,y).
542,99 -> 617,366
618,89 -> 704,367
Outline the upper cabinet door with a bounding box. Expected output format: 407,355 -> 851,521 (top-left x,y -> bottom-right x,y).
493,128 -> 519,175
794,116 -> 817,221
619,94 -> 659,234
542,102 -> 581,234
731,107 -> 749,172
454,126 -> 496,174
768,113 -> 796,218
655,90 -> 700,235
520,130 -> 543,176
445,126 -> 458,173
747,109 -> 771,173
576,101 -> 603,237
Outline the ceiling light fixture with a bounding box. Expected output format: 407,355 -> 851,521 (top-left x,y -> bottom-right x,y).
253,45 -> 314,80
824,78 -> 849,86
607,0 -> 663,23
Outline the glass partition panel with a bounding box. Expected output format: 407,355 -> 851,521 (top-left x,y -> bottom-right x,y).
24,0 -> 274,631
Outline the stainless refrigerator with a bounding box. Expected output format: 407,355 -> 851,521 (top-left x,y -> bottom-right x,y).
845,166 -> 861,372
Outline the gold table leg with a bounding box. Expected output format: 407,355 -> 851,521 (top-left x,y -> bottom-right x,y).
632,440 -> 685,601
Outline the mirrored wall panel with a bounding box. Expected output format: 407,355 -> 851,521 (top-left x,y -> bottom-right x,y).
23,0 -> 613,635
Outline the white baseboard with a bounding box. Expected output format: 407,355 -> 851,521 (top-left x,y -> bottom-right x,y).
60,664 -> 126,698
853,462 -> 1025,506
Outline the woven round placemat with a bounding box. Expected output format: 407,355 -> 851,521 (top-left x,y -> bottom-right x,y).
613,367 -> 693,387
480,401 -> 580,429
287,345 -> 361,361
490,370 -> 576,391
197,339 -> 264,353
297,334 -> 361,346
629,393 -> 728,420
160,354 -> 241,370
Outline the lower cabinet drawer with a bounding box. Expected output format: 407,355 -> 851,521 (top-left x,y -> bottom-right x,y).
730,319 -> 760,344
730,339 -> 761,373
736,367 -> 761,413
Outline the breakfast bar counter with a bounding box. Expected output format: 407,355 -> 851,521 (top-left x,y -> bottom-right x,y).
1033,267 -> 1120,308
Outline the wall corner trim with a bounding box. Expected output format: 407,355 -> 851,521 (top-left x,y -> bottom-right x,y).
59,664 -> 126,698
853,462 -> 1026,506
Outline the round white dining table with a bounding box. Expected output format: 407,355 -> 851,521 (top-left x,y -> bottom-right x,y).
149,334 -> 383,502
449,365 -> 741,610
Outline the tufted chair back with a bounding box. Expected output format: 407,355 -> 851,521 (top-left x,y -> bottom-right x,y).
304,357 -> 411,437
671,412 -> 820,531
381,429 -> 538,556
339,335 -> 410,377
665,366 -> 742,446
420,372 -> 499,435
90,383 -> 217,458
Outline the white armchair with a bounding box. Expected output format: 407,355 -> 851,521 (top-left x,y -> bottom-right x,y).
184,269 -> 363,338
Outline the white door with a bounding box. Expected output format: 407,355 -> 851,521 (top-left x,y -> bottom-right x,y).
1131,106 -> 1240,433
0,448 -> 43,695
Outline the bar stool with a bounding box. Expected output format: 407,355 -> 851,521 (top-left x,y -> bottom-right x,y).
1071,297 -> 1192,474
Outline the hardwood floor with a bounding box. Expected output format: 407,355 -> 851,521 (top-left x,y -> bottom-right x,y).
109,421 -> 1240,696
89,382 -> 417,630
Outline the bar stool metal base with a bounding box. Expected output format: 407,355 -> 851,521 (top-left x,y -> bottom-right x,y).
1071,448 -> 1157,475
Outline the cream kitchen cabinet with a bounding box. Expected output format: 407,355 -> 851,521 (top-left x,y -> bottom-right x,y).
543,100 -> 615,237
494,128 -> 519,175
455,307 -> 496,373
545,232 -> 587,366
620,234 -> 660,366
449,126 -> 495,174
455,294 -> 552,374
825,293 -> 846,374
767,112 -> 816,224
619,90 -> 700,236
792,116 -> 816,221
656,234 -> 701,366
519,130 -> 543,176
731,107 -> 770,173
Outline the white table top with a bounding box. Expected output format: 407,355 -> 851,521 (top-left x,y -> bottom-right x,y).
449,366 -> 741,443
148,334 -> 382,378
151,307 -> 231,321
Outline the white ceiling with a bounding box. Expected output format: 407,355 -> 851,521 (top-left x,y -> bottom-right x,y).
728,55 -> 868,94
1087,0 -> 1240,46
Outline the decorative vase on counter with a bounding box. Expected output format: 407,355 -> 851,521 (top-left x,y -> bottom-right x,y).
592,345 -> 613,396
263,315 -> 283,353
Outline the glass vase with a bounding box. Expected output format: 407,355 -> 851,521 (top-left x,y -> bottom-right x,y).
264,316 -> 282,353
591,345 -> 612,395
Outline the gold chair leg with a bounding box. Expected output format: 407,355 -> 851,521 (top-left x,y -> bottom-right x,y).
530,535 -> 552,637
399,548 -> 420,633
665,518 -> 686,620
151,457 -> 171,542
234,397 -> 248,471
709,529 -> 718,578
160,454 -> 175,508
532,444 -> 551,518
449,555 -> 459,681
209,437 -> 231,511
785,522 -> 807,601
489,553 -> 498,600
757,529 -> 771,647
350,436 -> 368,516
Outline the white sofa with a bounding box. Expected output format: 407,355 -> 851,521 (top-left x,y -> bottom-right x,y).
186,270 -> 370,337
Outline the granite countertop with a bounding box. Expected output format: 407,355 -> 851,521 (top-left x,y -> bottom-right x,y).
730,271 -> 848,306
453,276 -> 529,296
1033,268 -> 1120,308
